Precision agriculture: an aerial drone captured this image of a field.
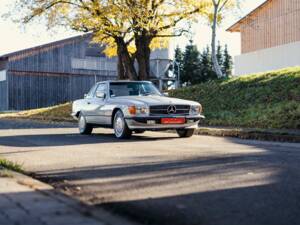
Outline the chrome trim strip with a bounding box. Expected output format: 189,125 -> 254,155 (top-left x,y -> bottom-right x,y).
125,119 -> 199,130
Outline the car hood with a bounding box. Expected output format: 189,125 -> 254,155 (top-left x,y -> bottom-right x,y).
110,95 -> 199,106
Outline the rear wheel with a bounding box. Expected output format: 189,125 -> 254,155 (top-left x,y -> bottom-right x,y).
176,128 -> 195,138
78,113 -> 93,135
113,110 -> 132,139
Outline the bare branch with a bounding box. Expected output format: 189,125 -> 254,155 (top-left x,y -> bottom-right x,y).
218,0 -> 230,13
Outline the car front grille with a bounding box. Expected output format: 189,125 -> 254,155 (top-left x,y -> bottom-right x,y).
149,105 -> 190,115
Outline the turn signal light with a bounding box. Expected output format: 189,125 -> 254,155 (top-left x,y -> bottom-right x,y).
128,106 -> 137,115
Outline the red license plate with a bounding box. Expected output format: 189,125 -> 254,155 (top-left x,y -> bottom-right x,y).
161,118 -> 185,124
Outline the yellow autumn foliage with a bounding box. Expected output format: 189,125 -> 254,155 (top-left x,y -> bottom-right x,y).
13,0 -> 214,57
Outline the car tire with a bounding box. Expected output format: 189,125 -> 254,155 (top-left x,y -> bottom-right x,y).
176,128 -> 195,138
78,113 -> 93,135
113,110 -> 132,139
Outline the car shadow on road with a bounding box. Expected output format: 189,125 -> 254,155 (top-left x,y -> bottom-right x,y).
0,119 -> 77,130
0,132 -> 178,148
34,138 -> 300,225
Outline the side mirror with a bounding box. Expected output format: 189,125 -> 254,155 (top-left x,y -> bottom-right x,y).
96,91 -> 106,99
163,92 -> 169,97
84,94 -> 88,98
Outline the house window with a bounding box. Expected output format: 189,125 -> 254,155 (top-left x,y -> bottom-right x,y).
0,70 -> 6,82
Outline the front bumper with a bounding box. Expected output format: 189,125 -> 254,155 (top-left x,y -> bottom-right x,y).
125,115 -> 204,130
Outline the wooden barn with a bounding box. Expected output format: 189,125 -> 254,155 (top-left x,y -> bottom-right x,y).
227,0 -> 300,75
0,34 -> 117,111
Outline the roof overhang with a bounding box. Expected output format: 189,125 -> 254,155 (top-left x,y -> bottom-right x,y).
226,0 -> 270,32
0,56 -> 8,61
0,33 -> 93,60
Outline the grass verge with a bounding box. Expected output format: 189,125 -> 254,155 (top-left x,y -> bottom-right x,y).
195,127 -> 300,143
170,67 -> 300,130
0,158 -> 24,173
0,103 -> 73,122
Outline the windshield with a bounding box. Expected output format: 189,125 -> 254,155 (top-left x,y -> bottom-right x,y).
109,82 -> 161,97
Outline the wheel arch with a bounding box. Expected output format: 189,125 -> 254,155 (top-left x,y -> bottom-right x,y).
111,107 -> 122,127
75,111 -> 81,118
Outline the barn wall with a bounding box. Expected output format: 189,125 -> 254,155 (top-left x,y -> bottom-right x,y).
0,60 -> 7,70
6,35 -> 117,110
240,0 -> 300,54
7,71 -> 115,110
0,60 -> 8,111
0,80 -> 8,111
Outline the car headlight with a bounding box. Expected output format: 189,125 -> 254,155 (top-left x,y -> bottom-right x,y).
190,104 -> 202,115
128,105 -> 149,115
137,106 -> 149,114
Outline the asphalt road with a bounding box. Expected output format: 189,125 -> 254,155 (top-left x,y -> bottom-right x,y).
0,119 -> 300,225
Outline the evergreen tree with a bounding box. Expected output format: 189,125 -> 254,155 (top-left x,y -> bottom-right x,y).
222,44 -> 233,77
199,46 -> 218,82
181,40 -> 201,85
216,42 -> 223,69
173,41 -> 233,86
173,46 -> 184,80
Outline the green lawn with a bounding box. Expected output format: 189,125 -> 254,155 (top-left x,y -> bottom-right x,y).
170,67 -> 300,129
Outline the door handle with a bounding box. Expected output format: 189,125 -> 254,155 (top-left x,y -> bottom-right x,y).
87,102 -> 91,105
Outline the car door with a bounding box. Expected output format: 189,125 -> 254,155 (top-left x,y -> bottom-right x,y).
85,83 -> 108,125
80,84 -> 97,116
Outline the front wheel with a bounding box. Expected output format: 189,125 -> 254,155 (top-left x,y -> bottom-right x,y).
78,113 -> 93,135
176,128 -> 195,138
113,110 -> 132,139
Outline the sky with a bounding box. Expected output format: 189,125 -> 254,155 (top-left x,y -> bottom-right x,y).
0,0 -> 266,58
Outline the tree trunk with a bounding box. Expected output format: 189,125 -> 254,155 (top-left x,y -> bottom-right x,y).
117,54 -> 126,80
135,34 -> 152,80
116,38 -> 138,80
211,4 -> 224,78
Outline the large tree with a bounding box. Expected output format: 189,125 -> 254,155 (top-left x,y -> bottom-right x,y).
12,0 -> 210,80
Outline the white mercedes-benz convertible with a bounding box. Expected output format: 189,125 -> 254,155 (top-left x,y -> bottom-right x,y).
72,81 -> 204,139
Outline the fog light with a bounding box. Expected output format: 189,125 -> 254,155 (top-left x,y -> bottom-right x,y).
147,120 -> 156,125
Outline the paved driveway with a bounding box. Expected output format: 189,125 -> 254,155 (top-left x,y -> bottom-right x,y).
0,119 -> 299,225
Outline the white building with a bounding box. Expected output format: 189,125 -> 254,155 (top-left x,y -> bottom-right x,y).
227,0 -> 300,76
